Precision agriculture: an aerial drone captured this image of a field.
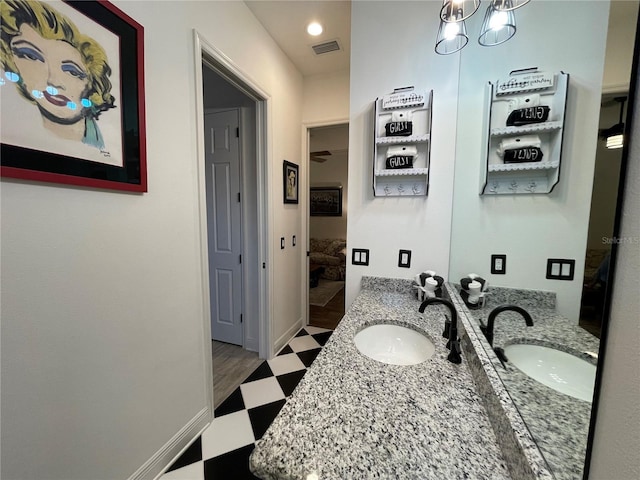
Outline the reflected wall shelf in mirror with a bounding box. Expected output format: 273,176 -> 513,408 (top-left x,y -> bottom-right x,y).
481,69 -> 569,195
373,87 -> 433,196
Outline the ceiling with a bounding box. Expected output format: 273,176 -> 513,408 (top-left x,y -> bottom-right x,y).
244,1 -> 351,77
243,0 -> 636,154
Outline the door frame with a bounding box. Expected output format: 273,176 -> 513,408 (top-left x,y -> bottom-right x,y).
193,30 -> 272,412
302,119 -> 349,326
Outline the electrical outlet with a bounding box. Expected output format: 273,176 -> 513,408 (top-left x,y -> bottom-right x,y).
352,248 -> 370,266
491,254 -> 506,274
398,250 -> 411,268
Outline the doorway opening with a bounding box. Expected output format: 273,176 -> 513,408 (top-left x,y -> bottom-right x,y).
579,93 -> 627,339
195,33 -> 271,410
307,124 -> 349,330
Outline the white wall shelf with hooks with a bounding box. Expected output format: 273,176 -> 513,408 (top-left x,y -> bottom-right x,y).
480,69 -> 569,195
372,87 -> 433,197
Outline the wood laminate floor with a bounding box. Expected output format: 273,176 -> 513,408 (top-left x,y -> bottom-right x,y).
212,341 -> 263,409
309,285 -> 345,330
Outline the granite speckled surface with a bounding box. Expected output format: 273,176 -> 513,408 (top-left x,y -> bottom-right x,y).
250,277 -> 511,480
452,284 -> 599,480
446,284 -> 553,480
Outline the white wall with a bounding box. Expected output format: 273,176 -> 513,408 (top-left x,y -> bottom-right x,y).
449,1 -> 610,321
303,69 -> 350,125
0,1 -> 303,479
603,0 -> 639,92
589,58 -> 640,480
346,1 -> 460,307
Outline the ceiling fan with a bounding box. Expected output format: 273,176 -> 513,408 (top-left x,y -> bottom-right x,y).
310,150 -> 332,163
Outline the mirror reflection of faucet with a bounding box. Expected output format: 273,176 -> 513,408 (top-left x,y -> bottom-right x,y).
479,305 -> 534,348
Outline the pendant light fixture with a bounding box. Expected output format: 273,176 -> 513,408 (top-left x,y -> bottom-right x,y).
440,0 -> 481,23
478,2 -> 516,46
491,0 -> 531,11
435,18 -> 469,55
434,0 -> 529,54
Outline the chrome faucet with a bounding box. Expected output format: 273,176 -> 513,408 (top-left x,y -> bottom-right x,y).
480,304 -> 534,347
418,298 -> 462,364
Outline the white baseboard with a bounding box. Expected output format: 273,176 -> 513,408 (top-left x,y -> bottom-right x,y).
274,317 -> 303,355
129,406 -> 211,480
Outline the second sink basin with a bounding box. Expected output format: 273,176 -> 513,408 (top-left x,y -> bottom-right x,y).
354,324 -> 435,365
504,343 -> 596,402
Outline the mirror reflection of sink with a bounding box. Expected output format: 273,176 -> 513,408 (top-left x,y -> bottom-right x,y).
354,324 -> 435,365
504,344 -> 596,402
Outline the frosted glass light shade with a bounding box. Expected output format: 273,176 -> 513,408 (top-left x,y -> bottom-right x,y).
491,0 -> 531,11
478,4 -> 516,46
606,134 -> 624,149
440,0 -> 481,22
435,19 -> 469,55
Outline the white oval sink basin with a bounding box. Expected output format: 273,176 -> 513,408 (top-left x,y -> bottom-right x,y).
354,324 -> 435,365
504,344 -> 596,402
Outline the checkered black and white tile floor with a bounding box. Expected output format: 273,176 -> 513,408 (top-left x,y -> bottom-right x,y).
161,326 -> 333,480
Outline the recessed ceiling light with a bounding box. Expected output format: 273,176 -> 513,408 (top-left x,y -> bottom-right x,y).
307,22 -> 323,36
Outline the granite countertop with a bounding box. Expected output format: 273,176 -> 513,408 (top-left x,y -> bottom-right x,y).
250,277 -> 511,480
458,287 -> 599,480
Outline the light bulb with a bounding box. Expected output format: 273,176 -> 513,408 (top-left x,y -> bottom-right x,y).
306,22 -> 323,36
444,22 -> 460,40
489,10 -> 508,30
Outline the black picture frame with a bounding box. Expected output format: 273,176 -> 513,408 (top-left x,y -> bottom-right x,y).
310,186 -> 342,216
283,160 -> 299,204
0,0 -> 147,193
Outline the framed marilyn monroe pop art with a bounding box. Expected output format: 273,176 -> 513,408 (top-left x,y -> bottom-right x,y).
0,0 -> 147,192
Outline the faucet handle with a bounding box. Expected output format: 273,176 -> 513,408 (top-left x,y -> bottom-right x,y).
447,339 -> 462,364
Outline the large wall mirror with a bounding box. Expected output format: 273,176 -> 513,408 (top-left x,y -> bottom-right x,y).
448,1 -> 637,479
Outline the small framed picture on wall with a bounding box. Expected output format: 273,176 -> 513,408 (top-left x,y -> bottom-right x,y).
283,160 -> 299,204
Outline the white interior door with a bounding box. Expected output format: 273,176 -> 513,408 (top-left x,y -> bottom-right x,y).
205,109 -> 243,345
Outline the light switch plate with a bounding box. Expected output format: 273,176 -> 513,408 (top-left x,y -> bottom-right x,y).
398,250 -> 411,268
352,248 -> 370,266
546,258 -> 575,280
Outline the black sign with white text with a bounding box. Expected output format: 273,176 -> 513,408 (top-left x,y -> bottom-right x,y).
385,121 -> 413,136
506,106 -> 550,127
386,155 -> 414,169
503,147 -> 544,163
